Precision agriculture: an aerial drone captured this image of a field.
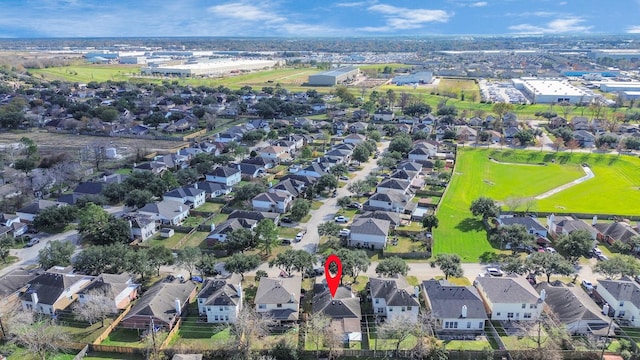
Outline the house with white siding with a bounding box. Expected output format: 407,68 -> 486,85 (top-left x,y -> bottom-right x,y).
596,279 -> 640,327
369,275 -> 420,322
349,217 -> 390,250
197,274 -> 242,324
255,277 -> 301,322
206,166 -> 241,187
423,279 -> 487,333
474,276 -> 544,322
164,185 -> 206,209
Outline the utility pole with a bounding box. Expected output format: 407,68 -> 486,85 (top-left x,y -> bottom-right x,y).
600,317 -> 614,360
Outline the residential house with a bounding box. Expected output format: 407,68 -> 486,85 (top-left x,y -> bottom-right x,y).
164,186 -> 206,209
296,163 -> 329,178
397,161 -> 423,173
119,278 -> 197,330
227,210 -> 280,224
137,200 -> 189,226
503,127 -> 520,143
468,117 -> 483,127
241,156 -> 277,170
369,275 -> 420,321
73,181 -> 107,198
251,190 -> 293,213
287,135 -> 306,149
596,279 -> 640,326
197,274 -> 242,323
549,116 -> 568,129
349,121 -> 368,133
358,211 -> 401,227
534,282 -> 613,335
349,218 -> 391,250
273,140 -> 297,154
594,221 -> 640,248
503,113 -> 519,128
206,166 -> 241,187
474,276 -> 544,321
456,126 -> 477,142
216,131 -> 241,143
156,153 -> 189,170
408,147 -> 432,163
0,213 -> 27,238
21,270 -> 94,315
16,200 -> 65,223
367,192 -> 411,213
376,179 -> 411,196
573,130 -> 596,148
272,178 -> 306,198
255,276 -> 302,322
133,161 -> 168,176
78,273 -> 140,312
389,169 -> 418,183
125,214 -> 158,242
206,218 -> 257,243
373,110 -> 394,122
344,133 -> 366,145
258,146 -> 290,162
0,269 -> 38,313
194,181 -> 230,199
237,163 -> 265,179
497,215 -> 548,238
312,283 -> 362,342
422,279 -> 487,333
546,214 -> 598,240
486,130 -> 503,143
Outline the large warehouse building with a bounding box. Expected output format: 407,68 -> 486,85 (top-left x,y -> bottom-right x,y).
392,71 -> 433,85
308,67 -> 359,86
512,77 -> 593,104
599,82 -> 640,93
141,59 -> 279,77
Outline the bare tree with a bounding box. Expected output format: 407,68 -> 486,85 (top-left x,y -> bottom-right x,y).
305,312 -> 331,360
232,307 -> 275,359
523,198 -> 538,214
504,197 -> 523,212
72,288 -> 115,327
377,314 -> 417,355
7,312 -> 70,360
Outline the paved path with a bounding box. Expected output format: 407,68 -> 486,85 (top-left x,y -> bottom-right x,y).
534,165 -> 594,200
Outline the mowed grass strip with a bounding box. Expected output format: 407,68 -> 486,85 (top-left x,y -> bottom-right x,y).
490,150 -> 640,216
434,148 -> 585,262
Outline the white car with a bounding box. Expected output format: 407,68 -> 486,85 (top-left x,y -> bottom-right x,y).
545,247 -> 557,253
486,267 -> 504,277
339,229 -> 351,237
334,216 -> 350,223
295,232 -> 304,242
582,280 -> 594,293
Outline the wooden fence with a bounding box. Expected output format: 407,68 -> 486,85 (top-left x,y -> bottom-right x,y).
92,303 -> 133,345
72,345 -> 89,360
160,317 -> 183,350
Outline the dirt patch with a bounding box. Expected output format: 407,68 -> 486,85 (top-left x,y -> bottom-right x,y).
483,179 -> 494,186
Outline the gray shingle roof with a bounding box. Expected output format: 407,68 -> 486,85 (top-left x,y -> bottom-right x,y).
138,200 -> 187,220
369,275 -> 419,307
358,211 -> 401,226
21,272 -> 94,306
475,276 -> 540,303
208,166 -> 240,178
597,279 -> 640,308
255,277 -> 301,305
197,274 -> 242,306
499,216 -> 546,232
423,279 -> 487,320
122,280 -> 196,326
227,210 -> 279,222
534,282 -> 609,327
0,269 -> 38,297
164,186 -> 205,199
377,178 -> 410,191
350,218 -> 390,237
312,284 -> 361,319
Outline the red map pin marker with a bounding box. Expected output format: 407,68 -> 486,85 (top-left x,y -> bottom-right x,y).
324,254 -> 342,298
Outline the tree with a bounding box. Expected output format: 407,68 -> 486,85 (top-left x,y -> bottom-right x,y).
526,252 -> 575,282
316,174 -> 338,193
175,168 -> 200,186
347,180 -> 368,197
13,158 -> 36,175
177,246 -> 201,279
227,227 -> 255,253
434,253 -> 463,280
422,214 -> 439,232
300,146 -> 313,159
332,248 -> 370,284
124,189 -> 153,209
255,219 -> 279,256
289,199 -> 310,221
514,130 -> 535,146
197,253 -> 219,276
329,163 -> 348,176
377,314 -> 417,355
233,183 -> 267,202
552,137 -> 565,152
493,102 -> 514,121
305,312 -> 331,360
72,244 -> 133,275
470,197 -> 500,219
491,224 -> 535,253
388,134 -> 413,156
317,222 -> 342,240
352,143 -> 371,163
38,240 -> 75,269
269,249 -> 314,276
377,156 -> 396,173
78,203 -> 130,245
594,254 -> 640,279
554,230 -> 593,263
375,256 -> 409,276
0,239 -> 11,264
32,205 -> 78,230
225,253 -> 261,280
7,315 -> 70,360
337,196 -> 352,208
72,288 -> 114,327
147,245 -> 175,276
232,307 -> 276,359
500,256 -> 529,275
126,248 -> 154,281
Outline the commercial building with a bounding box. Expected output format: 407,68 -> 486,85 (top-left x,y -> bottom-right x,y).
599,82 -> 640,93
512,77 -> 593,104
392,71 -> 433,85
588,50 -> 640,60
307,66 -> 359,86
141,59 -> 279,77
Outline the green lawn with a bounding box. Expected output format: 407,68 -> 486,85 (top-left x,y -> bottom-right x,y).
182,231 -> 210,248
83,353 -> 143,360
100,328 -> 146,348
434,148 -> 640,262
443,339 -> 493,350
198,202 -> 224,213
30,64 -> 141,82
146,232 -> 185,249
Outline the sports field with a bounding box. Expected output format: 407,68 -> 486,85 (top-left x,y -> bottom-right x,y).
433,148 -> 640,262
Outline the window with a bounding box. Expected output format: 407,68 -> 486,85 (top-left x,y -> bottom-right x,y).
453,322 -> 458,328
529,304 -> 535,309
219,307 -> 223,311
524,313 -> 532,319
619,311 -> 626,317
496,312 -> 501,316
225,316 -> 229,321
620,301 -> 625,307
522,304 -> 526,309
277,304 -> 282,308
377,308 -> 384,313
467,322 -> 471,329
507,313 -> 514,318
375,299 -> 379,304
259,304 -> 266,309
214,315 -> 219,321
389,308 -> 393,312
407,306 -> 412,311
479,322 -> 484,328
401,307 -> 406,312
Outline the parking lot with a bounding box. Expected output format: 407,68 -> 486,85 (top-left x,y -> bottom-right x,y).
479,80 -> 529,104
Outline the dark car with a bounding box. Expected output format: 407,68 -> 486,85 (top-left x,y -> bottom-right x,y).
281,217 -> 292,223
281,239 -> 292,245
25,238 -> 40,247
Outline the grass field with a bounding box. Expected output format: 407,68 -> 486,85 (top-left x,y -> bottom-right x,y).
435,148 -> 640,262
29,65 -> 141,83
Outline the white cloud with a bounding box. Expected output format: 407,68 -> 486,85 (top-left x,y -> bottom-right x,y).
506,11 -> 558,17
627,26 -> 640,33
509,17 -> 592,34
365,4 -> 451,31
469,2 -> 488,7
207,2 -> 284,23
335,1 -> 371,7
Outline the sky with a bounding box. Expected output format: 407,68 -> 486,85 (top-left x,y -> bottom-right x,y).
1,0 -> 640,38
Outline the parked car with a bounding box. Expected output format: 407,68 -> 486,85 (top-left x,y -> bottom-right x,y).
281,217 -> 292,224
339,176 -> 349,181
581,280 -> 594,294
486,267 -> 504,277
25,238 -> 40,247
281,239 -> 292,245
339,229 -> 351,237
304,267 -> 325,278
332,191 -> 337,198
334,216 -> 350,223
347,202 -> 362,209
545,247 -> 557,253
597,253 -> 609,261
295,232 -> 304,242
